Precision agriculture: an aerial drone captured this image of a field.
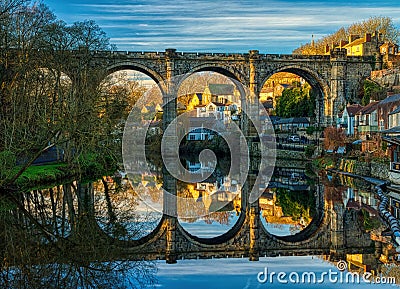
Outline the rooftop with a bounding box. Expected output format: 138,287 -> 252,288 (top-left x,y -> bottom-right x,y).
346,104 -> 363,116
275,117 -> 309,124
379,94 -> 400,105
358,101 -> 379,115
207,83 -> 234,95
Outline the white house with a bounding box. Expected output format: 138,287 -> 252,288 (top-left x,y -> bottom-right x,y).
389,106 -> 400,129
337,104 -> 363,135
354,101 -> 379,138
186,117 -> 217,141
195,101 -> 237,124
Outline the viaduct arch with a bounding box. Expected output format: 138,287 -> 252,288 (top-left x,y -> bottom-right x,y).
92,48 -> 376,125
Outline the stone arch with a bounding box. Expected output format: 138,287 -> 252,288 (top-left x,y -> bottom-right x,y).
259,65 -> 331,124
258,188 -> 328,247
176,209 -> 247,245
176,63 -> 248,97
106,62 -> 166,94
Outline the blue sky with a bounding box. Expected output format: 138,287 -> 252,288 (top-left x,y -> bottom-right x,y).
42,0 -> 400,53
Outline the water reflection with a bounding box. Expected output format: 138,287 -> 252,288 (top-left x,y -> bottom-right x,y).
260,167 -> 316,236
120,156 -> 319,239
177,159 -> 241,237
0,182 -> 157,289
5,163 -> 400,287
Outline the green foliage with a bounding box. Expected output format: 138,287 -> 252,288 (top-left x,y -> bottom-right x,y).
15,163 -> 68,189
360,209 -> 381,231
305,145 -> 316,158
275,188 -> 316,222
382,141 -> 388,152
275,84 -> 315,118
0,151 -> 16,180
312,156 -> 336,170
306,126 -> 315,136
74,152 -> 117,181
0,197 -> 16,213
362,80 -> 386,105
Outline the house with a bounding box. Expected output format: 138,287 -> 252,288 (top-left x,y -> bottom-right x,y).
203,83 -> 239,104
186,93 -> 204,110
354,101 -> 379,138
274,117 -> 310,131
381,130 -> 400,182
342,32 -> 383,57
259,87 -> 274,103
378,94 -> 400,131
186,117 -> 217,141
195,101 -> 237,124
380,42 -> 400,68
324,32 -> 383,59
337,104 -> 363,135
389,106 -> 400,129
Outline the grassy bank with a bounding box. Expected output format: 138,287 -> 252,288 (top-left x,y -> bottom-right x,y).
2,152 -> 118,192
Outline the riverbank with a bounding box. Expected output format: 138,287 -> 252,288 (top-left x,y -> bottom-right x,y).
313,155 -> 396,184
3,153 -> 118,192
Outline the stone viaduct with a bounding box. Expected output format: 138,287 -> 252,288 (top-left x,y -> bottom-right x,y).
62,49 -> 379,263
90,48 -> 378,125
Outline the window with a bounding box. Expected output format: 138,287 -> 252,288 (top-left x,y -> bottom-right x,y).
189,134 -> 196,140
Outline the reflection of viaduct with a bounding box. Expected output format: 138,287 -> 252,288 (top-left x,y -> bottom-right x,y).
94,48 -> 377,124
115,175 -> 375,264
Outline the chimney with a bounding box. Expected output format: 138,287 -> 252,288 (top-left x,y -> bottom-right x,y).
339,40 -> 348,48
349,34 -> 359,43
364,33 -> 371,42
325,44 -> 330,54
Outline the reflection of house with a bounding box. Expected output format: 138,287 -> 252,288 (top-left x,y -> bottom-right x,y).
337,104 -> 363,135
346,254 -> 375,272
148,120 -> 161,135
141,104 -> 163,114
202,191 -> 239,213
186,160 -> 216,173
195,176 -> 241,196
187,127 -> 215,141
259,191 -> 280,218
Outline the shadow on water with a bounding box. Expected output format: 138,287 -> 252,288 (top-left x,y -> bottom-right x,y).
0,181 -> 158,289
